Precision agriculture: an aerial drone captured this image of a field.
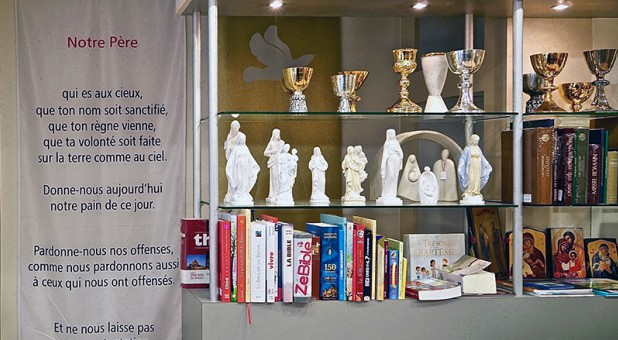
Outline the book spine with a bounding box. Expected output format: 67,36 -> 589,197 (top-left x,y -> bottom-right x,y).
522,128 -> 535,203
218,220 -> 231,302
311,235 -> 320,300
363,228 -> 373,301
588,144 -> 601,204
293,233 -> 312,303
538,128 -> 554,204
563,131 -> 575,205
601,130 -> 609,204
245,214 -> 251,303
552,129 -> 563,204
606,151 -> 618,204
266,222 -> 277,303
282,224 -> 294,303
400,257 -> 408,300
574,129 -> 589,204
376,238 -> 385,301
236,216 -> 246,303
319,228 -> 339,300
383,240 -> 389,300
353,224 -> 364,302
337,226 -> 346,301
250,222 -> 266,303
405,288 -> 420,300
276,222 -> 282,302
501,130 -> 514,203
180,219 -> 209,289
388,249 -> 399,299
346,222 -> 354,301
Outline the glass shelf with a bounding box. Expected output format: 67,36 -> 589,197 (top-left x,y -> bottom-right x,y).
204,111 -> 516,123
523,203 -> 618,208
524,111 -> 618,121
204,199 -> 517,210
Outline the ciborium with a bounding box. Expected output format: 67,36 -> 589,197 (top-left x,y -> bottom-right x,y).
530,52 -> 568,112
331,74 -> 357,113
583,49 -> 617,111
338,70 -> 368,112
422,53 -> 448,113
282,67 -> 313,112
559,82 -> 594,112
523,73 -> 547,113
387,48 -> 422,113
446,49 -> 486,113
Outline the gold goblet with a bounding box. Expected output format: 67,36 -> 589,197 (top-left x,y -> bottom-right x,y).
530,52 -> 568,112
282,67 -> 314,112
338,70 -> 368,112
387,48 -> 422,113
558,82 -> 594,112
331,74 -> 357,113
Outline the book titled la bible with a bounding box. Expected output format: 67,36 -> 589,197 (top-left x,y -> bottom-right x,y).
180,218 -> 209,288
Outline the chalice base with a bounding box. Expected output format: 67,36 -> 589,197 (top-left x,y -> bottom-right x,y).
289,93 -> 308,113
525,95 -> 544,113
536,99 -> 565,112
424,95 -> 448,113
387,97 -> 422,113
448,102 -> 484,113
337,98 -> 352,113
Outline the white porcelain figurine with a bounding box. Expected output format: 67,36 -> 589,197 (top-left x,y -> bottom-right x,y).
263,128 -> 285,203
223,120 -> 242,203
342,145 -> 368,204
457,134 -> 492,204
308,146 -> 330,204
432,149 -> 458,202
398,154 -> 421,201
377,129 -> 403,205
418,166 -> 439,205
225,133 -> 260,205
275,144 -> 298,205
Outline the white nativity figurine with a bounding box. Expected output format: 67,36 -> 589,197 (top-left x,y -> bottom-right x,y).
225,133 -> 260,205
223,120 -> 242,203
432,149 -> 458,202
263,128 -> 286,203
418,166 -> 439,205
377,129 -> 403,205
275,144 -> 298,205
457,134 -> 492,204
341,145 -> 368,205
308,146 -> 330,204
397,154 -> 421,202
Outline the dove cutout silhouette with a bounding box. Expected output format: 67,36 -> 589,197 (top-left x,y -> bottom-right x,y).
243,25 -> 315,83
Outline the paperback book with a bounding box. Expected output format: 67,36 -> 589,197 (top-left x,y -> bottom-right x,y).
405,278 -> 462,301
180,218 -> 209,288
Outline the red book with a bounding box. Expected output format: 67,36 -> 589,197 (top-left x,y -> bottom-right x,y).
353,223 -> 365,302
311,235 -> 320,300
236,214 -> 247,303
218,219 -> 231,302
180,218 -> 209,289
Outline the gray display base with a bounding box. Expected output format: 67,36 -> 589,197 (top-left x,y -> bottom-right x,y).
183,289 -> 618,339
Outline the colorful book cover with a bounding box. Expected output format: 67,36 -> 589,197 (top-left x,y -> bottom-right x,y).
218,219 -> 232,302
236,214 -> 246,303
353,223 -> 364,302
218,211 -> 238,302
306,222 -> 339,300
508,228 -> 547,279
387,238 -> 404,299
573,128 -> 589,204
523,281 -> 575,290
353,216 -> 377,300
280,222 -> 294,303
467,208 -> 508,278
403,234 -> 465,281
548,227 -> 586,279
320,214 -> 347,301
561,278 -> 618,296
405,278 -> 461,301
293,230 -> 313,303
376,235 -> 385,301
387,248 -> 399,299
249,221 -> 266,303
180,218 -> 209,288
584,238 -> 618,279
363,228 -> 372,301
345,222 -> 354,301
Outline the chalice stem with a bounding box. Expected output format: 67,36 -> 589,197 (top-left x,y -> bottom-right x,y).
399,74 -> 410,99
593,78 -> 612,109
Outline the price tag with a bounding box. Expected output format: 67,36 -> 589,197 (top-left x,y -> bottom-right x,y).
440,171 -> 447,180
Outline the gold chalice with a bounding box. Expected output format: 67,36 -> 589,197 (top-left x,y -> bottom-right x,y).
530,52 -> 568,112
558,82 -> 594,112
338,71 -> 368,112
387,48 -> 422,113
331,74 -> 357,113
282,67 -> 313,112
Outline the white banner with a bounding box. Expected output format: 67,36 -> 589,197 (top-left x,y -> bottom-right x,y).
17,1 -> 185,339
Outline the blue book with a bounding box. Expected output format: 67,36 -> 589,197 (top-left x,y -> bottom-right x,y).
388,248 -> 399,299
319,214 -> 347,301
306,222 -> 340,300
523,281 -> 574,290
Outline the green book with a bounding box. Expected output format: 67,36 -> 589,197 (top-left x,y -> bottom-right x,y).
573,128 -> 589,204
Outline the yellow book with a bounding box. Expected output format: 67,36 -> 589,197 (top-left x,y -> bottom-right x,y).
376,237 -> 385,301
400,257 -> 407,300
606,151 -> 618,204
353,216 -> 377,300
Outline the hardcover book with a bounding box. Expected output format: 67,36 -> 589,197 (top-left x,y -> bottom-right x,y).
573,128 -> 589,204
353,223 -> 365,302
180,218 -> 209,288
606,150 -> 618,204
249,221 -> 266,303
588,143 -> 601,204
387,238 -> 405,299
311,235 -> 320,300
306,222 -> 340,300
467,207 -> 508,278
548,227 -> 586,279
589,129 -> 608,203
352,216 -> 378,300
376,235 -> 385,301
236,214 -> 247,302
501,130 -> 514,203
293,231 -> 313,303
387,248 -> 399,299
553,128 -> 575,205
363,228 -> 373,301
345,222 -> 354,301
261,220 -> 278,303
259,214 -> 281,301
584,238 -> 618,279
508,227 -> 547,279
219,211 -> 238,302
405,278 -> 462,301
218,219 -> 232,302
523,127 -> 554,204
319,214 -> 347,301
403,233 -> 466,281
280,222 -> 294,303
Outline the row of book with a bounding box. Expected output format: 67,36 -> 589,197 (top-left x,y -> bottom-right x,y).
497,278 -> 618,298
507,227 -> 618,281
502,125 -> 618,205
215,211 -> 411,303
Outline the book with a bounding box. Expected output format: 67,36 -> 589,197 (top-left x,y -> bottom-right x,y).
375,235 -> 385,301
589,129 -> 608,203
560,278 -> 618,297
218,211 -> 238,302
306,222 -> 340,300
584,238 -> 618,279
353,223 -> 365,302
405,278 -> 462,301
467,207 -> 508,277
263,220 -> 278,303
523,280 -> 575,290
218,219 -> 232,302
387,248 -> 399,299
249,221 -> 266,303
352,216 -> 377,300
383,238 -> 390,299
547,227 -> 586,279
403,233 -> 466,281
401,257 -> 408,300
259,214 -> 281,302
386,238 -> 405,299
588,143 -> 602,204
439,255 -> 496,295
236,214 -> 247,303
310,235 -> 320,300
345,222 -> 354,301
239,209 -> 252,303
280,222 -> 294,303
293,231 -> 313,303
319,214 -> 347,301
573,128 -> 589,204
553,128 -> 575,205
497,279 -> 593,296
523,127 -> 554,204
508,227 -> 547,279
363,228 -> 373,301
501,130 -> 513,203
180,218 -> 209,289
606,150 -> 618,204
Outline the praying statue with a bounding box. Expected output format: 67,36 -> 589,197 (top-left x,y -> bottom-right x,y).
457,134 -> 492,204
